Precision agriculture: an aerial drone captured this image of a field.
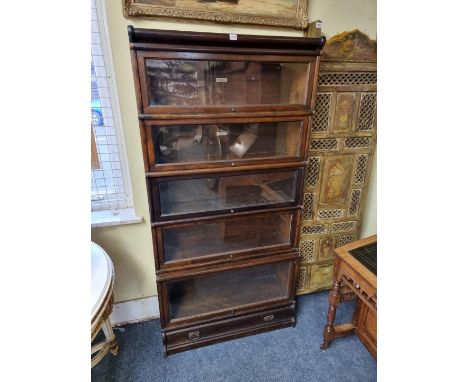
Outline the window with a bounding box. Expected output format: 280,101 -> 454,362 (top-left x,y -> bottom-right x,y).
91,0 -> 140,226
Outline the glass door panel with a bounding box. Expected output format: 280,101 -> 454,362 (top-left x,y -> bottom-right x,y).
151,120 -> 303,165
162,212 -> 293,263
166,261 -> 291,321
145,59 -> 309,108
154,169 -> 300,219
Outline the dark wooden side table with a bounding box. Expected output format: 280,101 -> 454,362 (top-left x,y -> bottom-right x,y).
320,235 -> 377,358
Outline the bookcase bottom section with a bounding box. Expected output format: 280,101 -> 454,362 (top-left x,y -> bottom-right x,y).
162,303 -> 295,356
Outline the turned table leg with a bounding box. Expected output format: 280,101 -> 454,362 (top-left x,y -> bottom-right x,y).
102,316 -> 119,356
320,279 -> 341,350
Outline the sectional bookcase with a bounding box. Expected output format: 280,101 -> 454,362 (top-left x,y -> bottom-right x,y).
128,26 -> 325,356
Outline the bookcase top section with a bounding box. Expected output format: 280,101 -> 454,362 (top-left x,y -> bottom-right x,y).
128,26 -> 326,54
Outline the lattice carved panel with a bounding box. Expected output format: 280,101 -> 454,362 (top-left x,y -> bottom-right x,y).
296,267 -> 307,291
330,221 -> 356,233
303,193 -> 314,220
344,137 -> 372,149
336,235 -> 356,248
310,138 -> 338,151
306,157 -> 320,188
357,93 -> 377,131
299,240 -> 316,263
348,190 -> 362,216
318,72 -> 377,86
312,93 -> 331,132
317,209 -> 344,220
354,155 -> 368,184
301,224 -> 327,236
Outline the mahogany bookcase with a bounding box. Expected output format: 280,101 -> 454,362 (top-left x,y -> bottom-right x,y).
128,26 -> 325,356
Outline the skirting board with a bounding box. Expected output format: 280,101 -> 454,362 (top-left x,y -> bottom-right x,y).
110,296 -> 160,326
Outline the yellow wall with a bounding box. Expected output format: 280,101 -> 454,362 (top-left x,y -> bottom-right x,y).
91,0 -> 377,303
309,0 -> 376,38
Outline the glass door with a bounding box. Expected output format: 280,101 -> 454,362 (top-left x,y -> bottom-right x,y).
137,52 -> 313,114
150,168 -> 303,221
156,209 -> 298,267
146,117 -> 307,171
164,259 -> 294,323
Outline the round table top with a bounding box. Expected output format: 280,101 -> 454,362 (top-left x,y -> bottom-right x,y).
91,242 -> 114,321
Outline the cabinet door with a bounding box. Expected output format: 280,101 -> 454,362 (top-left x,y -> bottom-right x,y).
155,209 -> 300,268
146,116 -> 308,171
150,168 -> 303,221
161,259 -> 294,326
137,52 -> 313,114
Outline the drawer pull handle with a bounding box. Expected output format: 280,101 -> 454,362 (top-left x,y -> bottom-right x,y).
188,331 -> 200,340
263,314 -> 274,322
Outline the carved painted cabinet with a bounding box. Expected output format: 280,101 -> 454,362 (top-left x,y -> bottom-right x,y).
128,26 -> 325,355
296,30 -> 377,295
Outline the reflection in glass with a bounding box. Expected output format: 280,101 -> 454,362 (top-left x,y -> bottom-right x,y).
167,262 -> 291,320
163,212 -> 292,262
157,170 -> 298,217
153,121 -> 302,164
146,60 -> 309,107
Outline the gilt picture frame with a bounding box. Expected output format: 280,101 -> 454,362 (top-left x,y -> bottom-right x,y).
123,0 -> 308,29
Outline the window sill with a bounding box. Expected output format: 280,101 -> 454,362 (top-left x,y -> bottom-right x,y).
91,208 -> 143,228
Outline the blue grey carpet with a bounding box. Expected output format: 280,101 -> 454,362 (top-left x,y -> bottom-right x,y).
92,291 -> 376,381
